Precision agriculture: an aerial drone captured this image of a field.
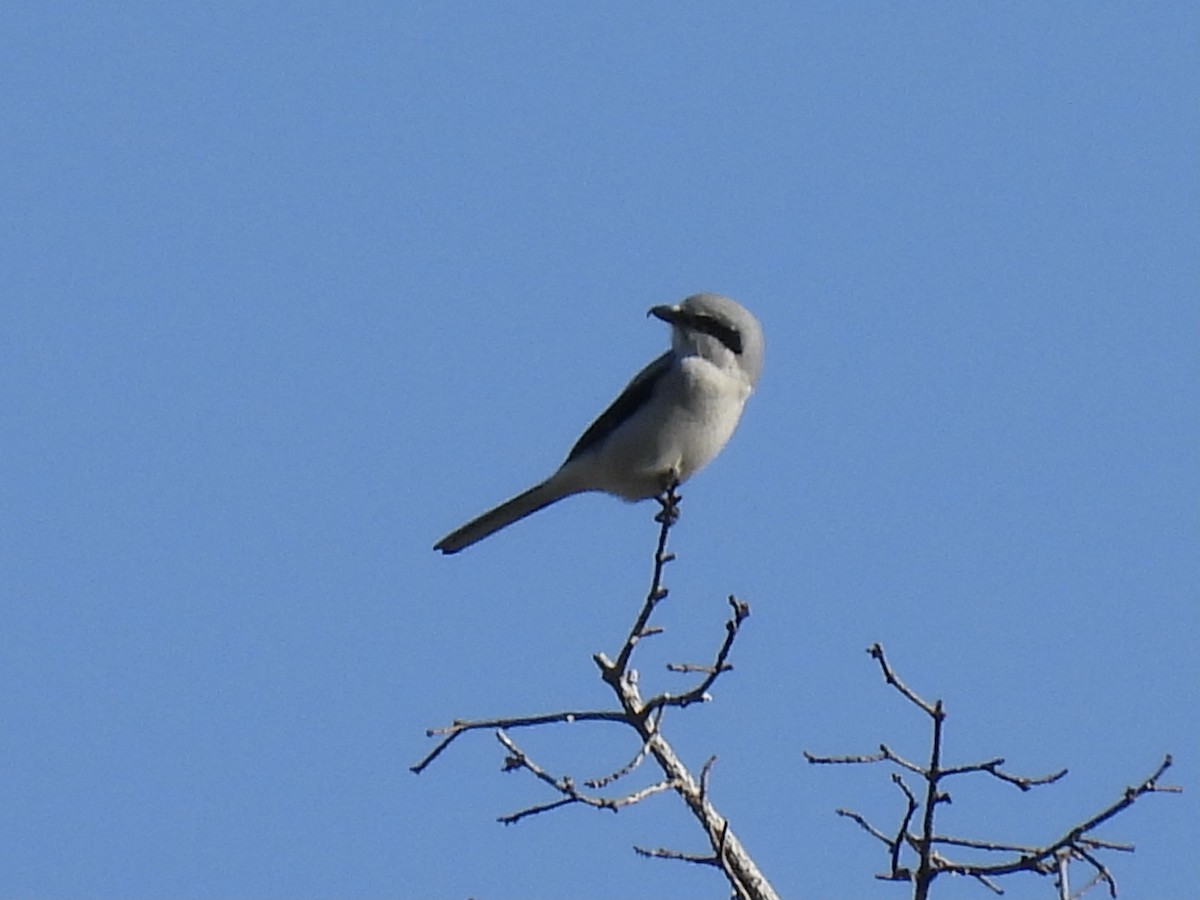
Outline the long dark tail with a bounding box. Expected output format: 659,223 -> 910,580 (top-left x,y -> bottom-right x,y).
434,480 -> 569,554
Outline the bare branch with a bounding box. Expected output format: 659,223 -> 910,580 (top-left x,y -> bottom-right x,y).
634,844 -> 721,867
818,649 -> 1179,899
1079,836 -> 1134,853
835,808 -> 898,849
1069,861 -> 1111,900
498,796 -> 577,824
966,870 -> 1005,895
1066,754 -> 1179,837
411,708 -> 628,774
699,755 -> 717,803
950,755 -> 1180,881
495,729 -> 680,824
921,754 -> 1178,885
912,698 -> 946,900
1073,845 -> 1117,899
804,749 -> 887,765
931,833 -> 1043,854
645,595 -> 750,714
616,675 -> 778,899
804,743 -> 927,778
415,484 -> 779,900
1056,848 -> 1071,900
881,743 -> 929,778
666,661 -> 733,675
607,484 -> 682,678
941,756 -> 1068,790
867,642 -> 939,716
890,774 -> 918,876
585,706 -> 664,789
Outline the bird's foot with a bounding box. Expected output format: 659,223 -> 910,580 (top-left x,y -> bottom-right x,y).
654,478 -> 682,525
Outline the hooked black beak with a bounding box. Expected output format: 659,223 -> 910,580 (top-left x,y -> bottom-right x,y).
648,304 -> 684,324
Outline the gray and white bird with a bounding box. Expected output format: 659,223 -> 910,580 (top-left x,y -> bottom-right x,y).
434,293 -> 764,554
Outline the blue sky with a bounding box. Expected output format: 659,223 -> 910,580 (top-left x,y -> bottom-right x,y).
2,4 -> 1196,899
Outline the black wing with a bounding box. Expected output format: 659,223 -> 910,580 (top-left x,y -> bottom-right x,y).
565,351 -> 674,463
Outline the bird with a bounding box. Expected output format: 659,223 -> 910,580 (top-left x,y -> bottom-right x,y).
434,293 -> 764,554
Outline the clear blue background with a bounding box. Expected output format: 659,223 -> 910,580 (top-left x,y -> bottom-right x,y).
2,4 -> 1196,899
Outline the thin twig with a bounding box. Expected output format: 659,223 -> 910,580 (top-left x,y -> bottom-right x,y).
868,642 -> 939,716
890,774 -> 918,876
666,661 -> 732,674
814,647 -> 1179,898
645,595 -> 750,713
931,834 -> 1042,854
634,845 -> 721,867
880,743 -> 929,778
804,750 -> 887,765
699,755 -> 717,803
835,808 -> 895,847
411,708 -> 627,773
939,757 -> 1068,790
967,870 -> 1005,895
1074,845 -> 1117,899
608,484 -> 681,677
414,484 -> 779,900
496,729 -> 680,823
913,699 -> 944,900
585,706 -> 665,789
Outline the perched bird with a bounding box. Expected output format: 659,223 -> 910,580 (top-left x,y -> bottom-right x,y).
434,293 -> 764,554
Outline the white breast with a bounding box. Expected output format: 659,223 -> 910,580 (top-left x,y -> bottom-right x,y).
581,354 -> 750,500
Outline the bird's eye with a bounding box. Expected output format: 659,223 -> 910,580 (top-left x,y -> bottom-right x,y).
693,314 -> 743,355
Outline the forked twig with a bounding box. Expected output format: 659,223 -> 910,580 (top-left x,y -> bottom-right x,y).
807,644 -> 1180,897
415,484 -> 777,900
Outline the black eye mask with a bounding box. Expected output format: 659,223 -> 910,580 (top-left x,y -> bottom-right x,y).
688,312 -> 743,355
